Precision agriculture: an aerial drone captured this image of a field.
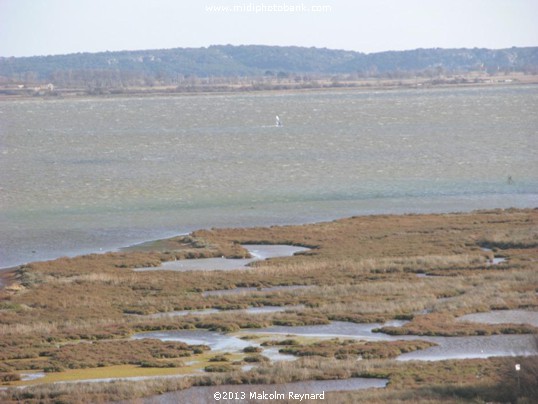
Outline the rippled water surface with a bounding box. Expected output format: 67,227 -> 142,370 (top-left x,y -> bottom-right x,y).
1,86 -> 537,267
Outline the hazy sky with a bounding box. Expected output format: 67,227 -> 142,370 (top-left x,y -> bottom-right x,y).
1,0 -> 537,57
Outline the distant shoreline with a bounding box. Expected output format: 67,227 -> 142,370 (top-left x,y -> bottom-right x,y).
1,71 -> 537,101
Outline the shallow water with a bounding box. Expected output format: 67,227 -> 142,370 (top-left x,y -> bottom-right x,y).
133,329 -> 253,352
247,320 -> 412,341
117,377 -> 388,404
131,320 -> 411,362
2,86 -> 537,268
397,334 -> 537,361
457,310 -> 538,327
490,257 -> 507,265
20,372 -> 46,381
132,322 -> 538,362
133,245 -> 309,272
132,329 -> 296,362
480,247 -> 508,265
140,305 -> 304,319
248,321 -> 538,361
132,318 -> 538,362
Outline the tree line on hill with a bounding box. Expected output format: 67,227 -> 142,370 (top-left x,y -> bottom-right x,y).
1,45 -> 537,91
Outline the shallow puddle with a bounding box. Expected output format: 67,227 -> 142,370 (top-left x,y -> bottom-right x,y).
489,257 -> 507,265
481,247 -> 507,265
20,372 -> 46,381
134,245 -> 309,272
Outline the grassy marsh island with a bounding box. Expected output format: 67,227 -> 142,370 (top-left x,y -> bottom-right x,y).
0,209 -> 537,402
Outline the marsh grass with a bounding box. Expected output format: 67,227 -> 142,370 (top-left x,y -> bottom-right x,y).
0,209 -> 537,402
278,339 -> 436,359
1,355 -> 536,403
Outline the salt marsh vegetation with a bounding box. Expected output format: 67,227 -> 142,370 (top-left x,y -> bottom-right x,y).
0,209 -> 536,402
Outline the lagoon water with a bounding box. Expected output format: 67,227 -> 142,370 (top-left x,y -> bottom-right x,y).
1,85 -> 537,268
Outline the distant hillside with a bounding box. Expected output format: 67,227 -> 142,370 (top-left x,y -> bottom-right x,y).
1,45 -> 537,88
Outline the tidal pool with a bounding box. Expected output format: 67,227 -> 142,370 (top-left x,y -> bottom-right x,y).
248,321 -> 538,361
131,321 -> 414,360
132,318 -> 538,362
20,372 -> 46,381
134,245 -> 310,272
133,329 -> 253,352
245,320 -> 412,341
489,257 -> 507,265
131,320 -> 410,364
397,334 -> 538,361
481,247 -> 507,265
132,329 -> 294,362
